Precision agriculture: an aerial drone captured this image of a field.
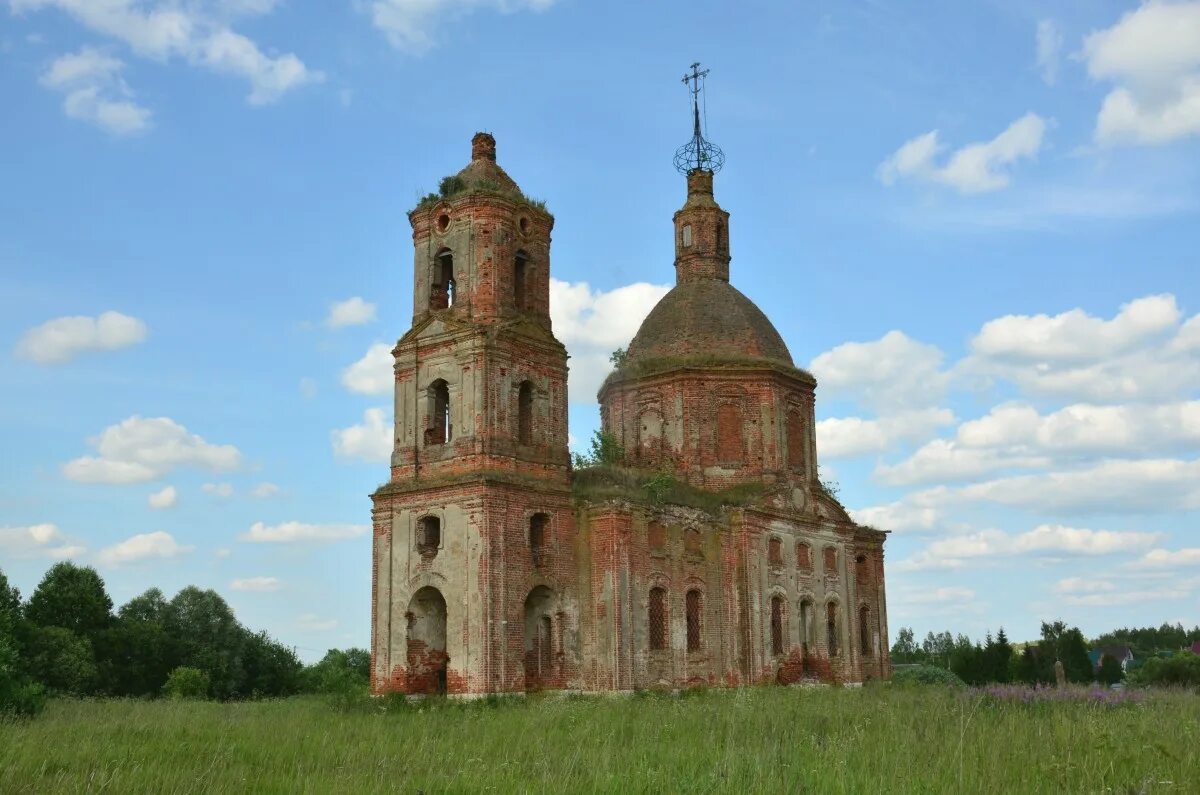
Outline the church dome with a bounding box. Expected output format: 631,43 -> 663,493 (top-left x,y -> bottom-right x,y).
624,279 -> 794,369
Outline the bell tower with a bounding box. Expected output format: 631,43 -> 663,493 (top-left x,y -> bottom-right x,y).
391,132 -> 569,481
371,134 -> 577,697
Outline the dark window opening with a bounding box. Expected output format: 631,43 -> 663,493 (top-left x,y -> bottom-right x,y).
425,379 -> 451,445
800,600 -> 813,651
856,554 -> 869,584
529,513 -> 548,567
648,587 -> 667,651
716,220 -> 725,254
770,595 -> 785,656
787,410 -> 804,471
514,251 -> 529,311
860,606 -> 872,657
430,249 -> 455,309
517,380 -> 533,445
768,537 -> 783,567
686,590 -> 702,652
827,602 -> 839,657
417,516 -> 441,557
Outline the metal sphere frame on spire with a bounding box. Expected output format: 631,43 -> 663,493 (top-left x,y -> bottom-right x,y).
673,62 -> 725,175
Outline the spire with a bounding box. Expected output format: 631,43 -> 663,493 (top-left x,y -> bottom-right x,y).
673,63 -> 725,175
672,63 -> 730,283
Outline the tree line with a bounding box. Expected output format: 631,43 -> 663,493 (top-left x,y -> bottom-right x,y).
892,620 -> 1200,688
1,563 -> 369,716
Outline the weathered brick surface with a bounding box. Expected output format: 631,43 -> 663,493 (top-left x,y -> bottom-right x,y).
369,135 -> 889,696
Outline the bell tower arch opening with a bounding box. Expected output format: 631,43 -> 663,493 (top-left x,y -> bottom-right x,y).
405,587 -> 448,695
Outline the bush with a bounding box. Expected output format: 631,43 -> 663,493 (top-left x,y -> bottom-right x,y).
163,667 -> 210,700
891,665 -> 965,688
1127,653 -> 1200,689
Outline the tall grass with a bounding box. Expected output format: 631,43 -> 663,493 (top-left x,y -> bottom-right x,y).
1,685 -> 1197,793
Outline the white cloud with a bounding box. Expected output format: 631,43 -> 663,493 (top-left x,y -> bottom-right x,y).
961,458 -> 1200,514
816,408 -> 955,458
38,47 -> 151,135
239,521 -> 369,543
849,492 -> 946,533
892,586 -> 977,605
325,296 -> 377,328
98,530 -> 193,565
341,343 -> 393,395
961,295 -> 1200,403
810,331 -> 948,412
297,613 -> 337,631
147,485 -> 177,509
1054,577 -> 1116,594
877,112 -> 1047,194
1130,547 -> 1200,569
1063,587 -> 1191,607
332,407 -> 392,463
202,482 -> 234,498
14,0 -> 321,106
16,309 -> 147,363
1084,1 -> 1200,145
877,399 -> 1200,485
250,482 -> 280,498
63,416 -> 241,484
369,0 -> 557,55
550,278 -> 670,403
1036,19 -> 1063,85
0,523 -> 86,560
215,547 -> 232,559
230,576 -> 281,592
896,524 -> 1162,571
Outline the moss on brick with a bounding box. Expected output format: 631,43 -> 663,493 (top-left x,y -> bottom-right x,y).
570,465 -> 765,514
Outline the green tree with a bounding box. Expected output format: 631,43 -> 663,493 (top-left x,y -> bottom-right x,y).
165,587 -> 245,699
0,569 -> 45,716
890,627 -> 920,664
571,430 -> 624,469
1014,646 -> 1042,684
25,563 -> 113,643
163,666 -> 210,699
1127,652 -> 1200,688
239,631 -> 302,698
25,626 -> 97,695
1097,654 -> 1124,686
103,588 -> 174,696
301,648 -> 372,694
984,628 -> 1014,683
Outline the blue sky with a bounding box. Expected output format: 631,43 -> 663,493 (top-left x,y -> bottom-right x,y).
2,0 -> 1198,658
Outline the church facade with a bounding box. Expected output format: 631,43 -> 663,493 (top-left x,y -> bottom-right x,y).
369,132 -> 889,696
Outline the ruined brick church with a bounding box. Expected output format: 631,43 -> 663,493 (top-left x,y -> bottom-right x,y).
369,123 -> 889,695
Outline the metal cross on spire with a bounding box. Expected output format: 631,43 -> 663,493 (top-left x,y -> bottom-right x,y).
673,61 -> 725,175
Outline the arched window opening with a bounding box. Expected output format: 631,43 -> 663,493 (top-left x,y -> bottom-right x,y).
859,606 -> 872,657
686,590 -> 702,652
681,224 -> 693,247
529,513 -> 548,567
786,410 -> 805,471
431,249 -> 455,309
799,600 -> 814,651
648,521 -> 666,553
797,542 -> 812,571
406,587 -> 448,695
417,515 -> 441,557
425,379 -> 451,445
648,587 -> 667,651
716,403 -> 743,464
770,595 -> 785,656
823,546 -> 838,575
768,537 -> 783,567
514,251 -> 529,311
827,602 -> 840,657
517,380 -> 533,445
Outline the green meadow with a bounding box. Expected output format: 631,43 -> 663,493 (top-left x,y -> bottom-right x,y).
2,685 -> 1198,793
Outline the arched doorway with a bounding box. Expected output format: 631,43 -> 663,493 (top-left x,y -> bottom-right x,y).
406,587 -> 448,694
523,586 -> 557,691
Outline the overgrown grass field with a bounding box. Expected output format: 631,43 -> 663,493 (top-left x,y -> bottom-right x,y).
2,686 -> 1198,793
